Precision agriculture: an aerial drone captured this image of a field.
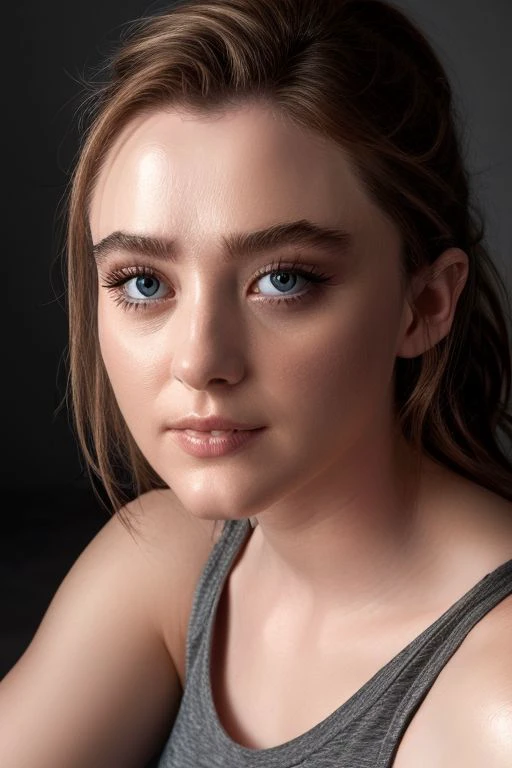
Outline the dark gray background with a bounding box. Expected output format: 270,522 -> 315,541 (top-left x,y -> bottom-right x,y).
2,0 -> 511,686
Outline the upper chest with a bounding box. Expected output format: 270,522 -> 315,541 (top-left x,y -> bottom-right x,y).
206,569 -> 512,766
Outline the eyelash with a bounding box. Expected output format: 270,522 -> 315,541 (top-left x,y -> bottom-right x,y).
99,259 -> 334,313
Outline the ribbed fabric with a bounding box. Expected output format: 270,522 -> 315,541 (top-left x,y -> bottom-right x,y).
157,518 -> 512,767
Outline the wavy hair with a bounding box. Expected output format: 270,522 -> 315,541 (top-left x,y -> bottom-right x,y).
64,0 -> 512,531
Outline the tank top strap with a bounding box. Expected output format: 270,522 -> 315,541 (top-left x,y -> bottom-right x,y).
185,519 -> 251,680
375,556 -> 512,766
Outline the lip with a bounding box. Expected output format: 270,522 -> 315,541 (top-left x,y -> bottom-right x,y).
169,426 -> 266,458
169,416 -> 263,431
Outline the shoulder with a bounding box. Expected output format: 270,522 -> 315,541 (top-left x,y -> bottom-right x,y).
120,488 -> 223,685
394,581 -> 512,767
428,592 -> 512,767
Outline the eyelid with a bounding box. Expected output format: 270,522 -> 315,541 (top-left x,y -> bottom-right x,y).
100,253 -> 326,280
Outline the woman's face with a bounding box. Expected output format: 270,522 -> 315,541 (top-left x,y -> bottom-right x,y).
90,104 -> 410,521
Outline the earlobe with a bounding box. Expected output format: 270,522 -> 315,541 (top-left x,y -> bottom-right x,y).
396,248 -> 469,360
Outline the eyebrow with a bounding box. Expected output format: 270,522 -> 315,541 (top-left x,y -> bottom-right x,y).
91,219 -> 353,265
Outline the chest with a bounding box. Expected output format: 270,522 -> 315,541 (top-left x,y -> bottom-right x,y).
208,584 -> 460,766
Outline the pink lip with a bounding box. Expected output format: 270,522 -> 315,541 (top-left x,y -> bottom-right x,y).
169,427 -> 265,458
169,415 -> 262,431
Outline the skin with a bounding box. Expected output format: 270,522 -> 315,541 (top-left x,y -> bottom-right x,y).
90,101 -> 482,613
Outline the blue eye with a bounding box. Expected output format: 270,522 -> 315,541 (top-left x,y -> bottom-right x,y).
254,270 -> 308,297
100,260 -> 333,312
125,274 -> 168,300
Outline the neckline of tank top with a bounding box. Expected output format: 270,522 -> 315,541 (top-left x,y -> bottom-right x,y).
199,518 -> 512,764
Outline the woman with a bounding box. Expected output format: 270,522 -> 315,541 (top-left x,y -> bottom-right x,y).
1,0 -> 511,766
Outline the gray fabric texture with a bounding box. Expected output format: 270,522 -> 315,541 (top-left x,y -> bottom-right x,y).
157,518 -> 512,767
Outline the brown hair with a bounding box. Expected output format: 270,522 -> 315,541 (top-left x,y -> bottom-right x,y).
64,0 -> 512,531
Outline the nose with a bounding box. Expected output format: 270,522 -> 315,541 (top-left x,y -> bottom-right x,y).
171,289 -> 246,390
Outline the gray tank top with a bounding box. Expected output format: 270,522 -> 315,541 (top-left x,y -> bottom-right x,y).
156,518 -> 512,767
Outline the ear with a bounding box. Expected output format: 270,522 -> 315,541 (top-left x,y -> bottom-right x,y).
397,247 -> 469,359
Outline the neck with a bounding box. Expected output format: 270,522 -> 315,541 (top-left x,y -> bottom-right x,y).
249,436 -> 448,611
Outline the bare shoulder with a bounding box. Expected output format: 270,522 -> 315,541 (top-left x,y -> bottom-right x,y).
0,489 -> 222,767
394,592 -> 512,768
121,487 -> 222,685
431,592 -> 512,767
433,484 -> 512,766
394,473 -> 512,767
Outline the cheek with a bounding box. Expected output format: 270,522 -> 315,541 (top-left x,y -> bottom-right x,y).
285,290 -> 402,422
97,300 -> 162,418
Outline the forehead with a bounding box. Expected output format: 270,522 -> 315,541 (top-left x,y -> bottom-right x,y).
89,104 -> 395,251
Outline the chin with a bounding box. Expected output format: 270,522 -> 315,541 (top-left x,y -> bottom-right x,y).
170,489 -> 259,523
183,503 -> 250,523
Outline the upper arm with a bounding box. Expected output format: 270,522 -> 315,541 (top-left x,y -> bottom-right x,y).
0,488 -> 214,768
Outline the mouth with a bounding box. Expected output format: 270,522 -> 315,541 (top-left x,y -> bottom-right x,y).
184,428 -> 244,436
169,426 -> 266,457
